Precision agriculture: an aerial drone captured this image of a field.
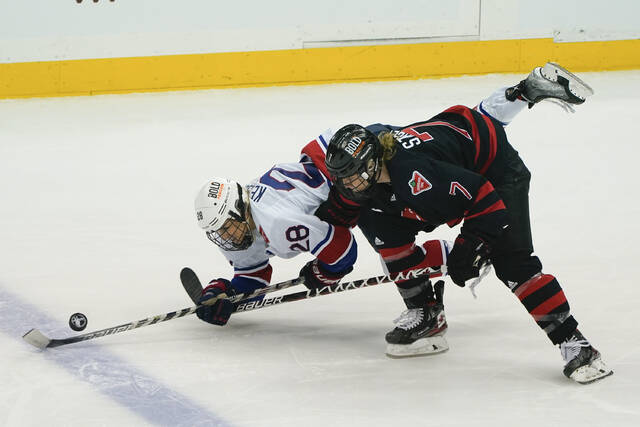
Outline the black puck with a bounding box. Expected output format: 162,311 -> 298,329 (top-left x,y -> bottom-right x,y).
69,312 -> 88,331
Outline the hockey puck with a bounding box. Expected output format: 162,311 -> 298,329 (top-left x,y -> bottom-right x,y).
69,312 -> 88,331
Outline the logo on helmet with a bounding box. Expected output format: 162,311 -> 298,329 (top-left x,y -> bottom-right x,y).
344,137 -> 365,157
208,182 -> 224,199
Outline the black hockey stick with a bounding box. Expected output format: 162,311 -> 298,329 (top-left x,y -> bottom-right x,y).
22,266 -> 444,349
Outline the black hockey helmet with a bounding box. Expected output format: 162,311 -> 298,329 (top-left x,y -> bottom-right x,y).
325,124 -> 381,200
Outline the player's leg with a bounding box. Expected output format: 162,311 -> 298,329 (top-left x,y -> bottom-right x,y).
477,62 -> 593,124
490,146 -> 612,383
358,208 -> 450,357
505,62 -> 593,111
477,86 -> 528,126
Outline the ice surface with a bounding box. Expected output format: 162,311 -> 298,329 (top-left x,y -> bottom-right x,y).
1,70 -> 639,426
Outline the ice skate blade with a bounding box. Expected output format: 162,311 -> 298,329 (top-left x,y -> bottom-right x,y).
569,357 -> 613,384
386,335 -> 449,358
542,62 -> 594,101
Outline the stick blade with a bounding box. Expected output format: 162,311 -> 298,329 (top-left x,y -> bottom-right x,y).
180,267 -> 203,304
23,329 -> 51,349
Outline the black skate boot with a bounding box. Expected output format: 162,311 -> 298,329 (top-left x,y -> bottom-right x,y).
385,280 -> 448,358
560,329 -> 613,384
505,62 -> 594,112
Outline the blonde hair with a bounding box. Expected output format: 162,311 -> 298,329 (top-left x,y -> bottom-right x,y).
377,131 -> 397,162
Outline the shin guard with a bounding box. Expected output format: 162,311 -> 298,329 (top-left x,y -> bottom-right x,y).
511,273 -> 578,344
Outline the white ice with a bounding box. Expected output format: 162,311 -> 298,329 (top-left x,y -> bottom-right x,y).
1,70 -> 639,427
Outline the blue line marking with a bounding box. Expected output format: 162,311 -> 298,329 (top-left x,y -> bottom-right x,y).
0,284 -> 231,427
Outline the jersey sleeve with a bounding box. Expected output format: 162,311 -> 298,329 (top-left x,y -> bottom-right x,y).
273,211 -> 358,274
398,157 -> 508,242
299,129 -> 334,180
230,260 -> 273,293
218,235 -> 273,293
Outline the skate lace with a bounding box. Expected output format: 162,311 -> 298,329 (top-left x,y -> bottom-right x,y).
468,263 -> 492,298
560,338 -> 590,362
393,308 -> 424,330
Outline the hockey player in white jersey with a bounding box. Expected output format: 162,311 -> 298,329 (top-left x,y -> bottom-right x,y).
194,150 -> 452,328
192,64 -> 611,384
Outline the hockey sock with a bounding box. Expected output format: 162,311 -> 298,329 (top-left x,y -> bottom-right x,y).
511,273 -> 578,345
379,240 -> 447,309
396,279 -> 434,309
380,240 -> 448,274
476,86 -> 527,125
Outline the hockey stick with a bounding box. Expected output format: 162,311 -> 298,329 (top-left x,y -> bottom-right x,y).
22,266 -> 444,350
179,267 -> 303,305
233,266 -> 445,313
22,269 -> 309,350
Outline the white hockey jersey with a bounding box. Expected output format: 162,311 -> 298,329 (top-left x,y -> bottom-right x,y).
215,132 -> 356,293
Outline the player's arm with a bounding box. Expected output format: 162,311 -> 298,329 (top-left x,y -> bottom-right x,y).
195,248 -> 272,327
409,158 -> 508,242
285,213 -> 358,290
314,185 -> 361,228
407,159 -> 508,286
216,241 -> 273,294
230,259 -> 273,293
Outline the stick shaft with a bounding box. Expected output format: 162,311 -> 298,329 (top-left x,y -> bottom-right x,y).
234,267 -> 444,313
24,266 -> 444,349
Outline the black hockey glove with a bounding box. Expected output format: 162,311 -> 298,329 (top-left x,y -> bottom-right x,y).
446,233 -> 491,287
314,186 -> 361,228
299,259 -> 353,290
196,278 -> 235,326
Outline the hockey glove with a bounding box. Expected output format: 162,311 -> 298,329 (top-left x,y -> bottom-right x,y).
314,187 -> 361,228
196,278 -> 235,326
447,233 -> 491,287
299,259 -> 353,290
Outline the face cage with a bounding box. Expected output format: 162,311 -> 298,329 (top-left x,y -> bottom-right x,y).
206,219 -> 253,251
334,158 -> 380,201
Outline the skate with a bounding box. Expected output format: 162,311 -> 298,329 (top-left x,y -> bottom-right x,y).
505,62 -> 594,112
386,280 -> 449,357
560,330 -> 613,384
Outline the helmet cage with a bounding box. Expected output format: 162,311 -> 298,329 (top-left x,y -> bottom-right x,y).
334,157 -> 380,200
206,217 -> 253,251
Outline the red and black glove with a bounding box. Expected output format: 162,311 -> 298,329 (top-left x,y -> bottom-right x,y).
446,233 -> 491,287
299,259 -> 353,290
314,186 -> 361,228
196,278 -> 235,326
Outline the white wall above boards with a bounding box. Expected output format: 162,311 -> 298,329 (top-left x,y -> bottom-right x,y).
480,0 -> 640,42
0,0 -> 480,63
301,0 -> 480,47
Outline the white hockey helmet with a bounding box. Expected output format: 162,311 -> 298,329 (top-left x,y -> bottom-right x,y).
194,178 -> 254,251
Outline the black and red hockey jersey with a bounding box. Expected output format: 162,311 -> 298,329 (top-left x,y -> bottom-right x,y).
365,105 -> 510,243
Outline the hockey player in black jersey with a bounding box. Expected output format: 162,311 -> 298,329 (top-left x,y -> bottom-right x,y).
318,63 -> 612,384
